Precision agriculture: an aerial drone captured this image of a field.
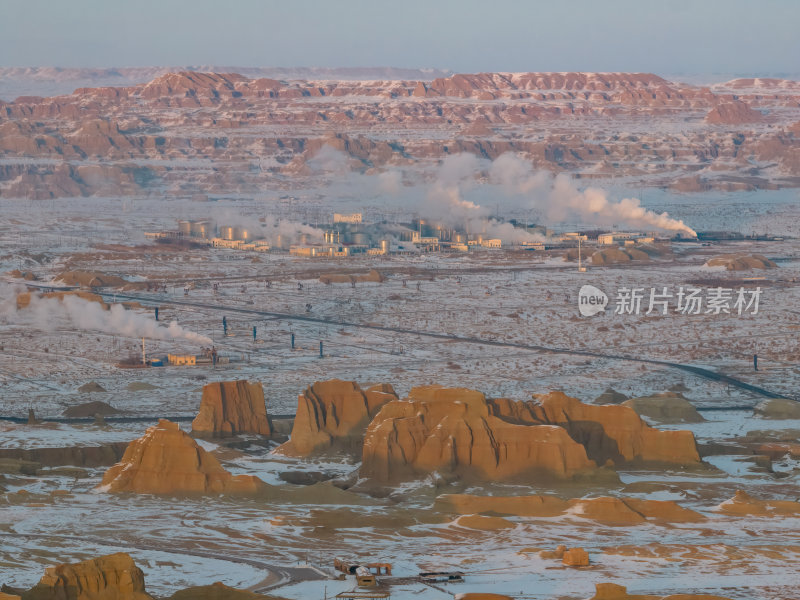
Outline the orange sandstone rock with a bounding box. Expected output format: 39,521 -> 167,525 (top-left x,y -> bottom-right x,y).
590,582 -> 732,600
99,420 -> 266,495
192,380 -> 272,437
436,493 -> 569,517
530,391 -> 700,465
715,490 -> 800,516
276,380 -> 397,456
436,494 -> 703,524
23,552 -> 152,600
167,582 -> 282,600
360,386 -> 596,483
562,547 -> 590,566
539,545 -> 566,559
453,514 -> 516,530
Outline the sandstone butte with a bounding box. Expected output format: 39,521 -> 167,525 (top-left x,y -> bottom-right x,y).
275,379 -> 397,456
437,494 -> 705,524
167,582 -> 284,600
562,547 -> 590,567
715,490 -> 800,516
20,552 -> 152,600
518,391 -> 701,465
591,582 -> 732,600
98,419 -> 266,495
360,386 -> 700,484
360,386 -> 597,483
191,380 -> 272,437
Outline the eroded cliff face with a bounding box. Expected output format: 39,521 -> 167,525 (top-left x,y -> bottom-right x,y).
275,379 -> 397,457
357,386 -> 700,484
2,70 -> 799,199
359,385 -> 597,484
495,391 -> 701,466
191,380 -> 272,437
21,553 -> 152,600
99,419 -> 266,495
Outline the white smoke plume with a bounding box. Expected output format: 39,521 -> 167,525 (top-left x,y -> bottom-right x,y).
339,152 -> 696,240
3,287 -> 211,344
258,215 -> 323,248
489,153 -> 697,236
205,206 -> 323,248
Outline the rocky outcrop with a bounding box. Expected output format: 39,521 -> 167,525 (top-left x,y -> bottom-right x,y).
0,443 -> 127,468
715,490 -> 800,516
319,269 -> 385,285
56,270 -> 129,287
567,496 -> 705,524
590,582 -> 732,600
2,70 -> 799,200
753,398 -> 800,419
191,380 -> 272,437
436,494 -> 704,523
99,420 -> 266,495
590,247 -> 650,265
562,547 -> 589,566
527,391 -> 701,466
437,493 -> 569,517
705,254 -> 777,270
16,290 -> 108,310
595,388 -> 628,404
454,514 -> 516,530
705,100 -> 764,125
167,583 -> 282,600
623,393 -> 705,424
20,553 -> 152,600
64,400 -> 119,417
276,380 -> 397,457
360,386 -> 597,484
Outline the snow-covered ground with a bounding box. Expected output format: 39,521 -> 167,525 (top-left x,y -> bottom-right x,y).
1,191 -> 799,599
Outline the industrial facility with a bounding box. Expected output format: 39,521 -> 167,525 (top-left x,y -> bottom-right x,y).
144,215 -> 677,259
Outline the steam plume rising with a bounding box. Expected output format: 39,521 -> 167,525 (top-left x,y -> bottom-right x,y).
3,288 -> 211,344
489,153 -> 697,236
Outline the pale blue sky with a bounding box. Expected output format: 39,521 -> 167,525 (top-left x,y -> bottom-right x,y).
1,0 -> 798,74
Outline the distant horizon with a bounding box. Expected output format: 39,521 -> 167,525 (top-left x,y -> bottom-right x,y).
1,0 -> 798,74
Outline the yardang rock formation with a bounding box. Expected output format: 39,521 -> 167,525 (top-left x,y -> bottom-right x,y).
192,380 -> 272,437
99,419 -> 266,495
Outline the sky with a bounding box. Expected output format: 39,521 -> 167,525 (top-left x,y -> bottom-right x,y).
1,0 -> 799,75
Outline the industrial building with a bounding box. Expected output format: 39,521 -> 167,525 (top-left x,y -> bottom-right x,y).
144,214 -> 560,259
597,232 -> 656,245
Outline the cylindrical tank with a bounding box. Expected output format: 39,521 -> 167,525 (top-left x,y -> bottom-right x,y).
220,226 -> 235,240
190,221 -> 208,238
232,227 -> 249,241
178,220 -> 192,236
453,233 -> 465,243
299,233 -> 309,245
351,232 -> 369,245
380,239 -> 389,254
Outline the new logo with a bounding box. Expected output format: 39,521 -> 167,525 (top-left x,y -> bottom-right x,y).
578,285 -> 608,316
